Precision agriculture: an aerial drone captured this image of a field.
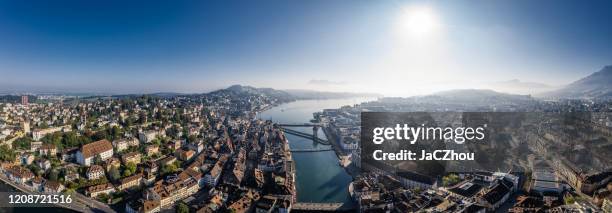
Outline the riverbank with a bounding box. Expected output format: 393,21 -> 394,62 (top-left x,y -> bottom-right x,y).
257,98 -> 373,204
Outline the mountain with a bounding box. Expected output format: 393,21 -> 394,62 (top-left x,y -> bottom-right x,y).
487,79 -> 557,95
430,89 -> 533,102
209,85 -> 381,102
541,65 -> 612,99
212,85 -> 296,103
284,89 -> 381,100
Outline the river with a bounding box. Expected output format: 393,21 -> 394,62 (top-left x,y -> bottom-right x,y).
257,98 -> 373,204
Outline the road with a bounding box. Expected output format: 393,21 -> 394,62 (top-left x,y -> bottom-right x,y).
0,174 -> 116,213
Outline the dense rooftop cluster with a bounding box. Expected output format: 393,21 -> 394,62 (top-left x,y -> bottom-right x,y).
0,87 -> 297,212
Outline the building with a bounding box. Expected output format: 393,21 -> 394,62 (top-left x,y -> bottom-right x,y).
32,125 -> 71,140
144,177 -> 199,209
118,174 -> 143,191
44,180 -> 65,194
6,166 -> 34,184
579,172 -> 612,196
204,161 -> 223,186
159,156 -> 176,166
65,170 -> 80,182
176,149 -> 195,161
22,121 -> 30,134
86,183 -> 116,198
122,152 -> 142,165
20,153 -> 35,165
602,198 -> 612,213
87,165 -> 106,180
397,171 -> 437,189
126,199 -> 161,213
144,161 -> 159,175
76,139 -> 114,166
21,95 -> 28,105
30,141 -> 42,152
30,176 -> 43,192
104,157 -> 121,171
40,143 -> 57,156
166,140 -> 182,150
113,139 -> 129,152
145,145 -> 159,156
478,179 -> 514,211
139,130 -> 160,143
36,159 -> 51,171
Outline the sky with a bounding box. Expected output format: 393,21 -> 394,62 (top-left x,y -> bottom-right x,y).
0,0 -> 611,96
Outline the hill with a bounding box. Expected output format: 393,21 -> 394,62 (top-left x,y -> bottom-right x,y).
541,65 -> 612,99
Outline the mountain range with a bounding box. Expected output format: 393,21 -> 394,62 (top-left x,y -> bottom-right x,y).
539,65 -> 612,99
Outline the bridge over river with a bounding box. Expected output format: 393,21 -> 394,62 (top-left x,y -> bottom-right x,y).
277,123 -> 331,145
290,147 -> 333,152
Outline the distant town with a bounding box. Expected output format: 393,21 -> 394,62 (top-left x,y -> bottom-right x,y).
0,85 -> 611,213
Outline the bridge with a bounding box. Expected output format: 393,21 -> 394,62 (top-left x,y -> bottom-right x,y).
280,127 -> 330,145
292,202 -> 354,211
277,123 -> 322,127
290,147 -> 333,152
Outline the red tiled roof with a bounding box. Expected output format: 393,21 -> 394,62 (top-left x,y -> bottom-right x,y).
81,140 -> 113,159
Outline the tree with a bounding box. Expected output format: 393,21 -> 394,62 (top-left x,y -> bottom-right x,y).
97,193 -> 111,203
0,145 -> 16,161
161,164 -> 178,175
94,155 -> 102,165
109,166 -> 121,182
176,202 -> 189,213
92,131 -> 108,141
126,162 -> 137,174
13,136 -> 33,150
110,126 -> 122,141
122,169 -> 132,177
49,169 -> 60,181
442,174 -> 461,187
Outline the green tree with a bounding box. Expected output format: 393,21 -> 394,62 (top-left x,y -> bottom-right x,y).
110,126 -> 122,141
161,164 -> 178,175
442,174 -> 461,187
109,166 -> 121,182
92,131 -> 108,141
0,145 -> 16,161
126,162 -> 137,174
12,136 -> 33,150
62,132 -> 80,148
49,169 -> 60,181
176,202 -> 189,213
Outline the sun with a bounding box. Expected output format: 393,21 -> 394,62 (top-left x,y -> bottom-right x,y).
399,6 -> 441,38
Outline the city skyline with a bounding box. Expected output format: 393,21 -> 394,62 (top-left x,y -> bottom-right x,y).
1,0 -> 612,96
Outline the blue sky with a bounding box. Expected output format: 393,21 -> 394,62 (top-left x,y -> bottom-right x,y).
1,0 -> 611,95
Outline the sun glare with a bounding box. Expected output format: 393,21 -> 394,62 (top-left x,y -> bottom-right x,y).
399,6 -> 440,38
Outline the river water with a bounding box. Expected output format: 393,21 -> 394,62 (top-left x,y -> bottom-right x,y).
257,98 -> 373,204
